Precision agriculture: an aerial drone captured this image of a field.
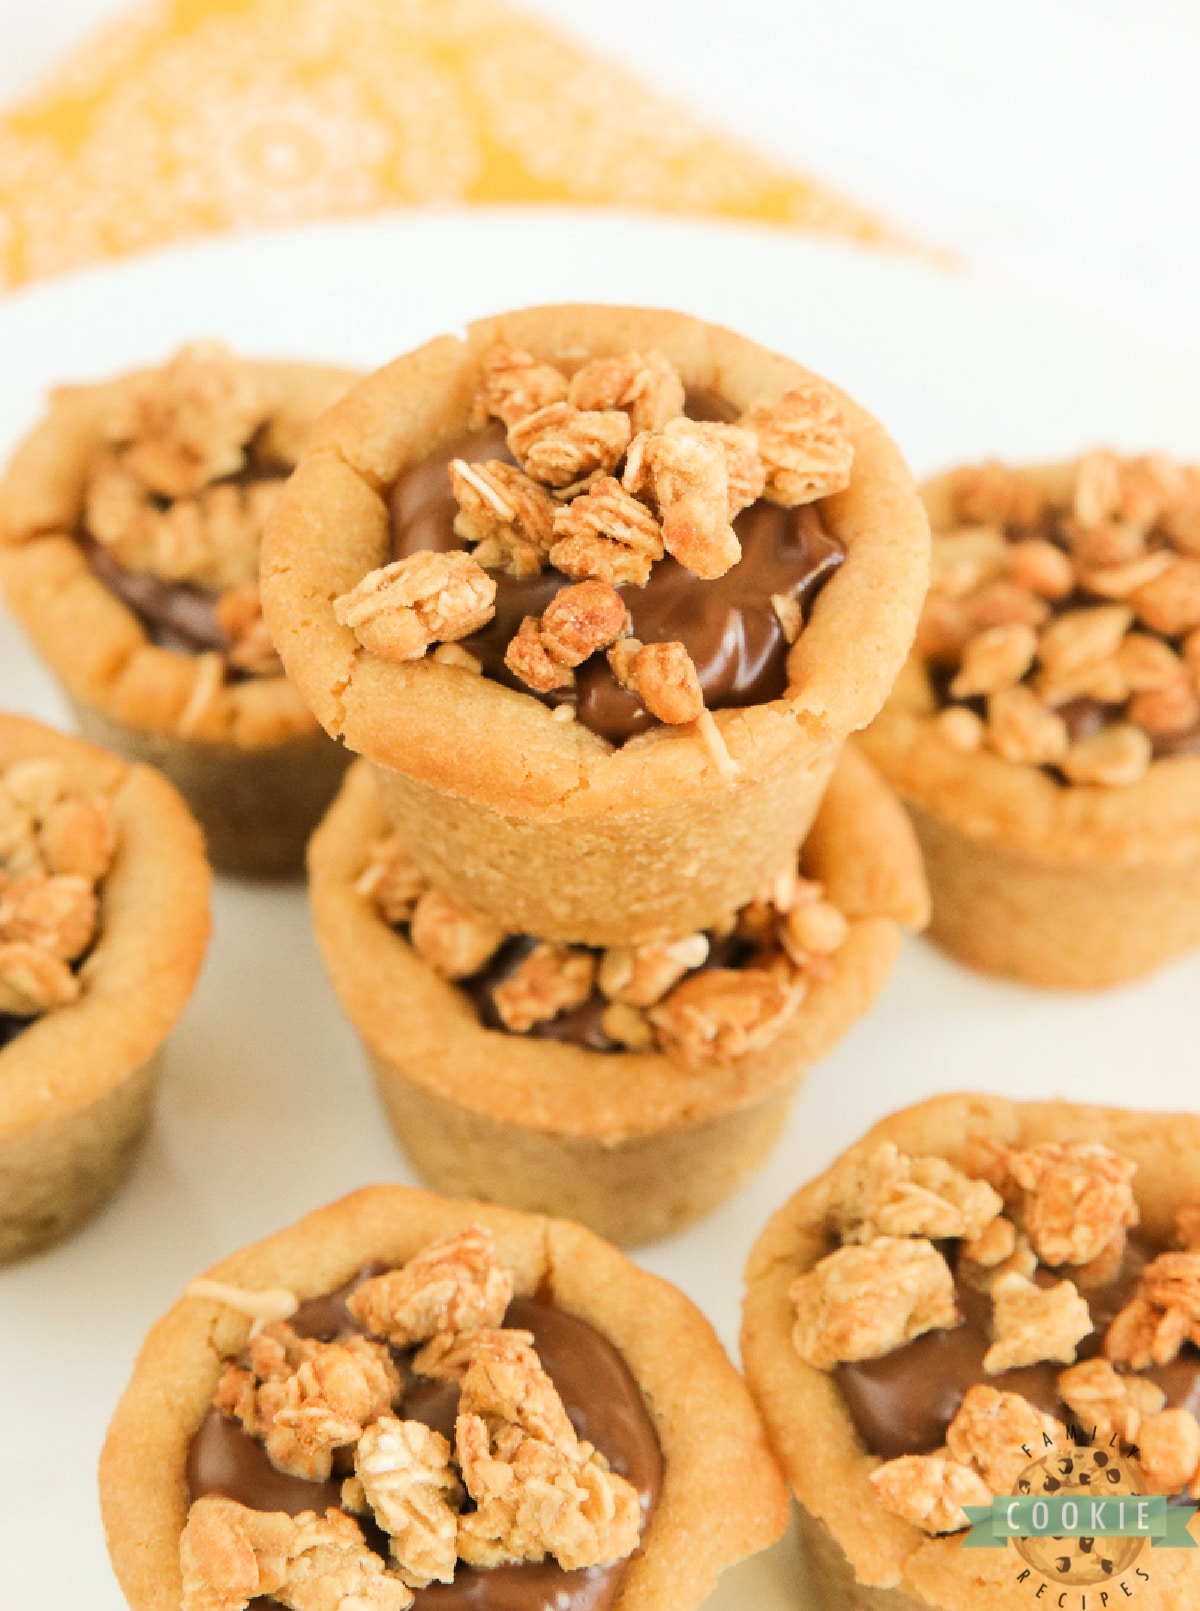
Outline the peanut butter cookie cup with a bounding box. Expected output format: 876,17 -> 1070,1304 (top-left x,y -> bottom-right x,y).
101,1186 -> 790,1611
263,304 -> 929,944
860,454 -> 1200,987
0,344 -> 358,876
742,1093 -> 1200,1610
307,746 -> 927,1246
0,713 -> 209,1262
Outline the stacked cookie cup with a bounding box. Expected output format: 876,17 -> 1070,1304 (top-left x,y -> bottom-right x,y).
264,304 -> 932,1241
0,344 -> 357,875
861,452 -> 1200,987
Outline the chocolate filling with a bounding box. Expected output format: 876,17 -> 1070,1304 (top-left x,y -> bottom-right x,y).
836,1236 -> 1200,1462
89,545 -> 232,657
389,416 -> 845,745
188,1271 -> 663,1611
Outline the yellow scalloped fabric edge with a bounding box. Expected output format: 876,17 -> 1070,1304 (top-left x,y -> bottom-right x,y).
0,0 -> 901,290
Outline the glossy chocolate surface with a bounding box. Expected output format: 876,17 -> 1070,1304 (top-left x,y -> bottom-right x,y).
389,421 -> 844,744
836,1236 -> 1200,1461
0,1014 -> 28,1053
90,545 -> 231,657
188,1274 -> 662,1611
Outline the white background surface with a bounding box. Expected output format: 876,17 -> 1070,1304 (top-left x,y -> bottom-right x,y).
0,210 -> 1198,1610
0,0 -> 1199,356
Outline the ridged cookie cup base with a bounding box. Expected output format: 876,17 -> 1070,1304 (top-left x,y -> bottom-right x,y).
100,1186 -> 791,1611
0,1049 -> 159,1263
264,303 -> 930,945
71,701 -> 350,879
308,749 -> 928,1246
741,1094 -> 1200,1611
0,715 -> 210,1262
366,1046 -> 796,1247
909,801 -> 1200,989
368,735 -> 840,949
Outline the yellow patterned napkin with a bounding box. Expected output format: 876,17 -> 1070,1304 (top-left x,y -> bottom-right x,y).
0,0 -> 895,290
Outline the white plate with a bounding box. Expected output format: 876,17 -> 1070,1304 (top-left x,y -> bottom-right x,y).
1,209 -> 1198,1611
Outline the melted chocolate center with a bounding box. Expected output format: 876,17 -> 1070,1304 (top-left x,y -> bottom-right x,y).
188,1273 -> 663,1611
389,420 -> 844,744
836,1236 -> 1200,1462
89,546 -> 231,657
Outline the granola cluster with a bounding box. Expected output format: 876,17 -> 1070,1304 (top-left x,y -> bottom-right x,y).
356,832 -> 851,1070
0,758 -> 116,1021
789,1134 -> 1200,1534
181,1227 -> 644,1611
83,344 -> 290,678
333,343 -> 855,743
921,452 -> 1200,784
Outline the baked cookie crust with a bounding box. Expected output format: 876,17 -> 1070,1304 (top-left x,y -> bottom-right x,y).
741,1093 -> 1200,1610
0,713 -> 210,1261
100,1184 -> 791,1611
0,358 -> 357,876
263,304 -> 930,944
860,461 -> 1200,987
307,746 -> 928,1246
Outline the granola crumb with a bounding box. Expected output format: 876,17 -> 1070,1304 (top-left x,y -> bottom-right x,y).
1060,724 -> 1153,787
106,343 -> 269,500
650,967 -> 802,1069
449,459 -> 557,576
623,426 -> 740,579
983,1271 -> 1091,1374
449,1329 -> 642,1572
598,934 -> 709,1008
548,476 -> 663,587
790,1237 -> 958,1369
215,1324 -> 400,1482
473,345 -> 568,428
869,1452 -> 989,1536
566,349 -> 685,435
946,1385 -> 1067,1492
347,1227 -> 513,1349
492,944 -> 596,1033
1002,1141 -> 1139,1266
829,1142 -> 1003,1246
599,1001 -> 655,1051
1136,1409 -> 1200,1495
740,383 -> 854,507
632,641 -> 704,725
508,403 -> 631,490
334,553 -> 497,663
409,889 -> 505,982
357,836 -> 428,925
1057,1358 -> 1165,1448
355,1417 -> 463,1588
180,1496 -> 412,1611
933,705 -> 986,753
